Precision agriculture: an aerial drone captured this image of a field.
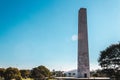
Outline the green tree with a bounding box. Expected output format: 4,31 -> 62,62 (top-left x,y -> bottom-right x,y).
31,65 -> 50,80
20,69 -> 30,78
90,69 -> 107,77
4,67 -> 22,80
54,71 -> 63,77
0,68 -> 5,78
37,65 -> 50,77
98,43 -> 120,78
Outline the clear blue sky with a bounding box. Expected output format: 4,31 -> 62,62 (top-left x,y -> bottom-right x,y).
0,0 -> 120,71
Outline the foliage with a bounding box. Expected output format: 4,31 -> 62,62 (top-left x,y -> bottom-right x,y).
31,65 -> 50,80
0,68 -> 5,78
54,71 -> 63,77
90,69 -> 107,77
4,67 -> 22,80
20,70 -> 31,78
37,65 -> 51,77
51,70 -> 64,77
98,43 -> 120,77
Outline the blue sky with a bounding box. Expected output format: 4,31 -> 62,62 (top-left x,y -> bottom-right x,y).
0,0 -> 120,71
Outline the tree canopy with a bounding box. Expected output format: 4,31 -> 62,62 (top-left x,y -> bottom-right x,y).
0,65 -> 52,80
98,43 -> 120,77
0,68 -> 5,78
20,69 -> 30,78
31,65 -> 51,79
4,67 -> 22,80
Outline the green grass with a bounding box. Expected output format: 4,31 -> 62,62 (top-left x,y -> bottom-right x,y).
22,78 -> 33,80
0,78 -> 56,80
22,78 -> 56,80
0,78 -> 33,80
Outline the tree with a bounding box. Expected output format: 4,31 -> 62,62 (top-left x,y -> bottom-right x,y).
0,68 -> 5,78
98,43 -> 120,78
20,69 -> 30,78
90,69 -> 107,77
31,65 -> 50,80
54,71 -> 64,77
4,67 -> 22,80
37,65 -> 51,77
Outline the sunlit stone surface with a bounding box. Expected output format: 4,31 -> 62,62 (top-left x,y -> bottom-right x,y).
78,8 -> 90,78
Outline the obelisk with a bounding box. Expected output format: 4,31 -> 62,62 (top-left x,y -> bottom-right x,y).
77,8 -> 90,78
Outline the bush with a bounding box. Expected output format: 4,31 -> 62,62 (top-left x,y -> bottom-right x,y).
4,67 -> 22,80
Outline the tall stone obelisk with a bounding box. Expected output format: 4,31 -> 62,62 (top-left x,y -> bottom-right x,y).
77,8 -> 90,78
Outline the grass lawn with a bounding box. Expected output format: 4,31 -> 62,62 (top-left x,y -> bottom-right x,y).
22,78 -> 33,80
22,78 -> 57,80
22,78 -> 56,80
0,78 -> 56,80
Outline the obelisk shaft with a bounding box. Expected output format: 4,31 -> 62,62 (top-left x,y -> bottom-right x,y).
78,8 -> 90,78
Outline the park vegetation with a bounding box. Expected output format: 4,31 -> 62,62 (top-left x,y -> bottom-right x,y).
98,42 -> 120,79
0,65 -> 51,80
